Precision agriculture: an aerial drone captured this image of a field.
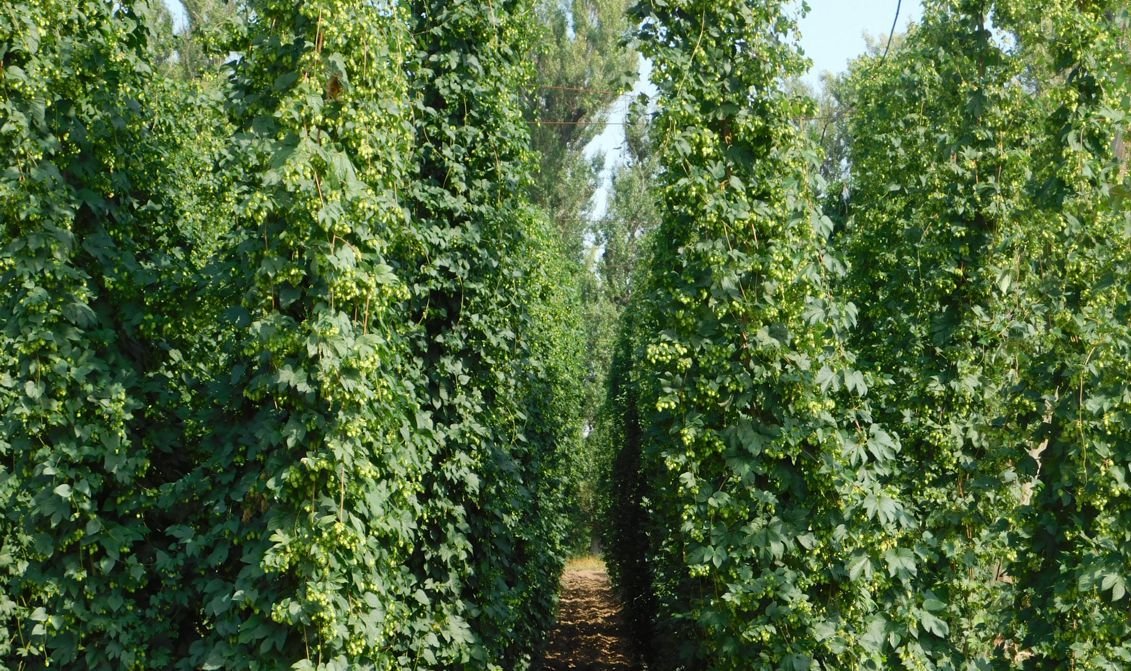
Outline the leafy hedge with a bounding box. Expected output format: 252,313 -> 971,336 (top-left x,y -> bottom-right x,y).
995,3 -> 1131,666
399,2 -> 583,665
602,0 -> 1131,669
841,1 -> 1131,667
0,0 -> 583,669
600,1 -> 904,668
839,3 -> 1039,666
0,1 -> 237,665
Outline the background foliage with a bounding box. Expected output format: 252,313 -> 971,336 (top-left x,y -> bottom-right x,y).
525,0 -> 641,557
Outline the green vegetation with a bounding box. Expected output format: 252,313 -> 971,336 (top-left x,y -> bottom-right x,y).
600,1 -> 898,667
1,0 -> 584,668
601,1 -> 1131,669
2,0 -> 1129,669
526,0 -> 639,556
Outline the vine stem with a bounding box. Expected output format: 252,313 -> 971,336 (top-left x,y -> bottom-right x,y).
880,0 -> 903,64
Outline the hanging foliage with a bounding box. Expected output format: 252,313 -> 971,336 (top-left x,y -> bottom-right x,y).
996,2 -> 1131,666
2,0 -> 1128,668
0,0 -> 240,666
399,0 -> 586,668
601,1 -> 905,668
839,2 -> 1039,665
837,2 -> 1131,667
177,0 -> 425,667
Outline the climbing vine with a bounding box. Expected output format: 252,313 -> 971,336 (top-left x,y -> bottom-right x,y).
1,0 -> 585,669
399,1 -> 584,667
601,1 -> 905,668
839,2 -> 1038,665
998,2 -> 1131,666
3,0 -> 1129,669
0,1 -> 238,666
837,2 -> 1131,667
604,1 -> 1131,669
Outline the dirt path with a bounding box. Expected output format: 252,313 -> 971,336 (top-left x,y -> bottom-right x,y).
539,559 -> 641,671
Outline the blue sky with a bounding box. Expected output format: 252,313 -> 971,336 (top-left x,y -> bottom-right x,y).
165,0 -> 187,31
799,0 -> 923,89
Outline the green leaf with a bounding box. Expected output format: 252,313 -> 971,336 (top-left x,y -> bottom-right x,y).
844,370 -> 867,396
62,301 -> 97,327
884,548 -> 917,579
816,365 -> 838,392
847,553 -> 873,582
996,272 -> 1012,295
866,426 -> 898,462
920,611 -> 949,637
735,418 -> 766,456
1102,573 -> 1126,601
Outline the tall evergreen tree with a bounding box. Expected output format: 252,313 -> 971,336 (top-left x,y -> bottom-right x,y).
528,0 -> 636,261
595,105 -> 660,311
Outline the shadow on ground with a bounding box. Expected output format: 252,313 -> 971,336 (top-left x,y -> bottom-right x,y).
539,562 -> 642,671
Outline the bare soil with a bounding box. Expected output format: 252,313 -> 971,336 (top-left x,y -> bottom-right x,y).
539,559 -> 641,671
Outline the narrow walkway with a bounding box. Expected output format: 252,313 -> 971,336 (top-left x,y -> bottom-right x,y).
540,558 -> 641,671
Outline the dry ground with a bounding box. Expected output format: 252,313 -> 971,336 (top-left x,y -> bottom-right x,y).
539,558 -> 641,671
